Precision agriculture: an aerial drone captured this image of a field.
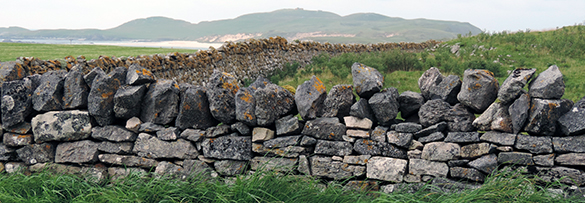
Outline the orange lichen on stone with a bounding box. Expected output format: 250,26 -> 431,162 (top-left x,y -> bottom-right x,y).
101,92 -> 114,99
472,83 -> 482,89
313,77 -> 326,93
240,91 -> 253,103
184,104 -> 191,110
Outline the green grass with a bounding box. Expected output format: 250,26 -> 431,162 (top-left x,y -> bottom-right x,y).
0,42 -> 196,62
0,168 -> 581,202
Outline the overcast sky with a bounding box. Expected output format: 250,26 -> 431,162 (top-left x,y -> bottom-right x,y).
1,0 -> 583,32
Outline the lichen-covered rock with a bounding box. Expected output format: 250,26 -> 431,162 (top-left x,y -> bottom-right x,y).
126,64 -> 156,85
370,126 -> 388,142
368,88 -> 400,126
0,144 -> 15,161
180,129 -> 205,142
83,67 -> 106,89
140,80 -> 180,125
555,153 -> 585,166
32,70 -> 66,111
472,102 -> 513,133
63,67 -> 89,109
0,61 -> 27,83
275,115 -> 302,136
235,87 -> 257,126
156,127 -> 180,141
553,135 -> 585,153
418,132 -> 445,143
414,122 -> 447,138
88,68 -> 125,126
450,167 -> 485,182
255,83 -> 295,126
32,110 -> 92,143
55,140 -> 100,163
386,131 -> 413,148
480,131 -> 516,146
295,75 -> 327,120
367,156 -> 407,182
176,86 -> 218,129
533,154 -> 555,167
201,135 -> 252,160
418,67 -> 444,100
515,134 -> 552,154
498,68 -> 535,104
418,99 -> 451,127
445,103 -> 476,132
398,91 -> 424,118
350,98 -> 376,122
2,78 -> 34,127
529,65 -> 565,99
3,133 -> 32,147
231,122 -> 251,136
113,85 -> 146,119
206,70 -> 240,124
352,62 -> 383,99
509,93 -> 531,134
429,75 -> 461,105
250,157 -> 297,172
469,154 -> 497,174
421,142 -> 460,161
205,125 -> 231,138
99,154 -> 158,168
536,166 -> 585,186
263,135 -> 301,148
497,152 -> 534,165
214,160 -> 247,176
138,122 -> 164,133
311,155 -> 366,179
460,143 -> 494,159
252,127 -> 274,142
301,117 -> 346,141
395,123 -> 422,133
354,139 -> 407,158
97,142 -> 133,154
409,158 -> 449,177
444,132 -> 480,143
457,69 -> 499,113
314,140 -> 353,156
524,98 -> 573,136
16,143 -> 55,165
344,116 -> 373,130
343,155 -> 371,165
321,84 -> 355,119
558,96 -> 585,136
133,133 -> 198,159
91,125 -> 137,142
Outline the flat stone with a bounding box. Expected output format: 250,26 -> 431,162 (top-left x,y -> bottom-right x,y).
206,70 -> 240,124
275,115 -> 302,136
299,136 -> 317,146
3,122 -> 31,134
3,133 -> 32,147
450,167 -> 486,182
214,160 -> 247,176
366,156 -> 407,182
231,122 -> 251,136
55,140 -> 100,163
343,155 -> 371,165
533,154 -> 555,167
156,127 -> 180,141
524,98 -> 573,136
98,154 -> 158,168
418,132 -> 445,143
301,117 -> 346,141
498,152 -> 534,165
350,98 -> 376,122
553,135 -> 585,153
480,131 -> 516,146
509,93 -> 531,134
386,131 -> 413,148
421,142 -> 460,161
397,91 -> 424,118
321,84 -> 355,119
295,75 -> 327,120
409,158 -> 449,177
368,88 -> 400,125
138,122 -> 164,133
250,157 -> 297,172
498,68 -> 536,104
460,143 -> 494,159
457,69 -> 499,113
352,62 -> 384,99
515,134 -> 552,154
32,110 -> 92,143
529,65 -> 565,99
346,129 -> 370,138
140,80 -> 180,125
205,124 -> 231,138
418,100 -> 451,127
414,122 -> 447,138
558,96 -> 585,136
91,125 -> 137,142
97,142 -> 133,154
314,140 -> 353,156
354,139 -> 407,159
201,135 -> 252,160
344,116 -> 373,130
468,154 -> 498,174
418,67 -> 444,100
254,83 -> 295,126
395,123 -> 422,133
133,133 -> 198,159
252,127 -> 274,142
311,155 -> 366,179
448,159 -> 470,167
16,143 -> 55,165
263,135 -> 301,148
370,126 -> 387,142
536,166 -> 585,186
180,129 -> 205,142
556,153 -> 585,166
126,64 -> 156,85
444,132 -> 480,143
429,75 -> 462,105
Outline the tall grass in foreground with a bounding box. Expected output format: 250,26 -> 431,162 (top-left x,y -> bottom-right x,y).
0,168 -> 581,203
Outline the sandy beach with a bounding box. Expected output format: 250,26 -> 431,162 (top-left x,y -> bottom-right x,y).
94,41 -> 224,50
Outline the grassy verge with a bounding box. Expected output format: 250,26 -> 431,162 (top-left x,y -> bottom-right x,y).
0,42 -> 196,62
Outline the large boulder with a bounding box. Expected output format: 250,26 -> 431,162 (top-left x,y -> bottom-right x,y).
350,98 -> 376,122
88,67 -> 126,126
113,85 -> 147,119
55,140 -> 100,163
126,64 -> 156,85
201,135 -> 252,160
558,96 -> 585,136
352,62 -> 383,99
429,75 -> 462,105
175,86 -> 218,129
32,70 -> 67,111
498,68 -> 536,104
140,80 -> 180,125
32,110 -> 92,143
295,75 -> 327,120
524,98 -> 573,136
133,133 -> 198,159
235,87 -> 257,126
62,66 -> 89,109
529,65 -> 564,99
2,78 -> 34,127
398,91 -> 424,118
255,83 -> 295,126
418,99 -> 451,127
321,84 -> 355,119
206,70 -> 240,124
509,93 -> 531,134
418,67 -> 444,100
368,88 -> 400,126
457,69 -> 499,113
301,117 -> 346,141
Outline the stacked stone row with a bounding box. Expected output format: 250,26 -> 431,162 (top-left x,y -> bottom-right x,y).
0,59 -> 584,190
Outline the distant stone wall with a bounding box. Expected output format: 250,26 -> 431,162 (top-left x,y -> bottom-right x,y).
0,56 -> 584,193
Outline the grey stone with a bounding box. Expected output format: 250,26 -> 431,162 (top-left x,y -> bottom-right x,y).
421,142 -> 460,161
301,117 -> 346,141
414,121 -> 447,138
255,83 -> 295,126
97,142 -> 133,154
55,140 -> 100,163
3,133 -> 32,147
533,154 -> 555,167
311,155 -> 366,179
418,132 -> 445,143
408,149 -> 422,159
176,86 -> 218,129
140,80 -> 180,125
231,122 -> 251,136
5,162 -> 27,173
498,68 -> 536,103
107,167 -> 148,181
235,87 -> 256,125
0,61 -> 27,83
448,160 -> 470,167
32,110 -> 92,143
299,136 -> 317,146
515,134 -> 552,154
346,129 -> 370,138
418,67 -> 444,100
205,124 -> 231,138
370,126 -> 387,142
529,65 -> 565,99
367,156 -> 407,182
91,125 -> 137,142
275,115 -> 302,136
32,70 -> 66,111
445,103 -> 476,132
498,152 -> 534,165
409,140 -> 424,150
368,88 -> 400,125
206,70 -> 240,124
536,166 -> 585,186
248,76 -> 270,91
444,132 -> 480,143
556,153 -> 585,166
558,96 -> 585,136
253,143 -> 308,158
153,161 -> 185,177
386,131 -> 413,148
457,69 -> 499,113
395,123 -> 422,133
156,127 -> 180,141
250,157 -> 297,172
524,98 -> 573,136
126,64 -> 156,85
409,158 -> 449,177
2,78 -> 34,127
298,155 -> 311,175
350,98 -> 376,122
0,143 -> 15,161
98,154 -> 158,168
3,121 -> 30,134
343,155 -> 371,165
201,135 -> 252,160
252,127 -> 274,142
450,167 -> 486,182
553,135 -> 585,153
429,75 -> 462,105
343,180 -> 380,192
125,117 -> 142,133
138,122 -> 164,133
460,143 -> 494,159
87,67 -> 125,126
113,85 -> 146,119
354,139 -> 407,158
322,84 -> 355,119
183,159 -> 215,177
480,131 -> 516,146
263,135 -> 301,148
295,75 -> 327,120
83,67 -> 105,89
180,129 -> 205,142
133,133 -> 198,159
352,62 -> 383,99
398,91 -> 425,118
214,160 -> 247,176
509,93 -> 531,134
468,154 -> 498,174
344,116 -> 373,130
314,140 -> 353,156
16,143 -> 55,165
418,100 -> 451,127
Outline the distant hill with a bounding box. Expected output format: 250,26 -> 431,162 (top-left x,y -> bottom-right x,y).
0,9 -> 482,43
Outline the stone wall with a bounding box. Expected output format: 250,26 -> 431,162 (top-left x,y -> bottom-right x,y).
0,59 -> 584,192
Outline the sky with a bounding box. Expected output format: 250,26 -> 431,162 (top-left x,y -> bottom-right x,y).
0,0 -> 583,33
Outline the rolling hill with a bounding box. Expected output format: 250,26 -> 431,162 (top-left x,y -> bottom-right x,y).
0,9 -> 482,43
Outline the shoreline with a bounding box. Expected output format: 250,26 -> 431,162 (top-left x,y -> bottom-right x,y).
94,41 -> 224,50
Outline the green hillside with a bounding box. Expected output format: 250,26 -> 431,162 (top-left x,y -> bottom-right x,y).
0,9 -> 481,43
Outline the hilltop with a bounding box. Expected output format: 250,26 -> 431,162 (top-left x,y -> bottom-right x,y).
0,9 -> 481,43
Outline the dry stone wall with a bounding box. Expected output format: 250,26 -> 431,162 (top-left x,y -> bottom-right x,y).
0,56 -> 585,193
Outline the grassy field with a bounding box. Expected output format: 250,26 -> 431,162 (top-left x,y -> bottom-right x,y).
0,42 -> 196,62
